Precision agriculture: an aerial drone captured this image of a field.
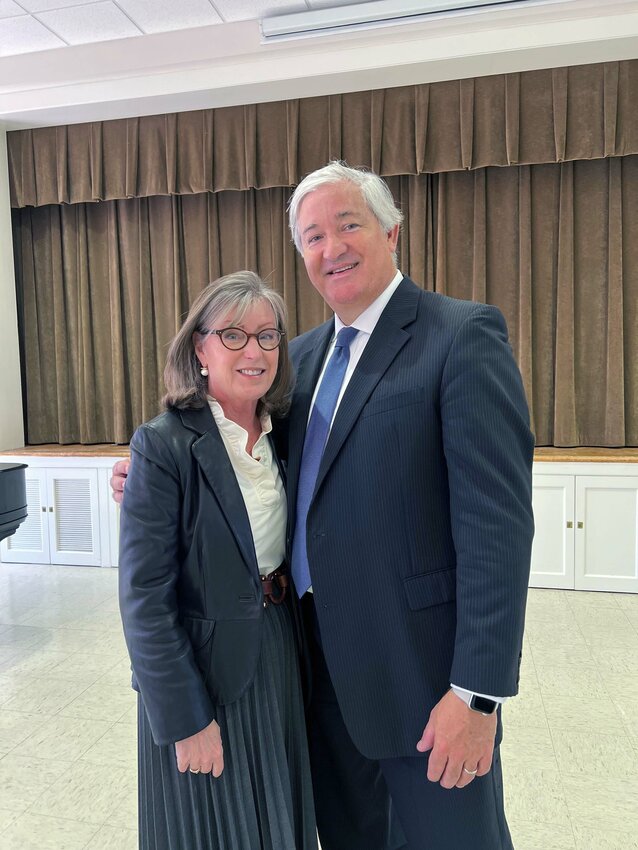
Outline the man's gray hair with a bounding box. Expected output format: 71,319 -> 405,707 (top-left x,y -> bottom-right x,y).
288,161 -> 403,254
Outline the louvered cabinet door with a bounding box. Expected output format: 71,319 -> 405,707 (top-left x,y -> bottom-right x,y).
47,469 -> 101,566
0,468 -> 50,564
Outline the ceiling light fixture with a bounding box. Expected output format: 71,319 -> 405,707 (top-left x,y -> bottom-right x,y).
261,0 -> 583,41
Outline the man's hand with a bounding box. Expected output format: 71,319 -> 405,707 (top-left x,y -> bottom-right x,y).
175,719 -> 224,777
416,689 -> 497,789
110,459 -> 130,505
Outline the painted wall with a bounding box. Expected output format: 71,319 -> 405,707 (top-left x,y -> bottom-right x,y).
0,129 -> 24,451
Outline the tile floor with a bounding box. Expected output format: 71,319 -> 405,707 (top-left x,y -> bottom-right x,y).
0,563 -> 636,849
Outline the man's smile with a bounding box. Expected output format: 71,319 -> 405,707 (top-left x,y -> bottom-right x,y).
327,263 -> 358,276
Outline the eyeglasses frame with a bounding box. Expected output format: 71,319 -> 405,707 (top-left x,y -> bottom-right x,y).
198,327 -> 286,351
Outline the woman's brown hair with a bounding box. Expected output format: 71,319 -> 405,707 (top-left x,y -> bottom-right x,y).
163,271 -> 292,416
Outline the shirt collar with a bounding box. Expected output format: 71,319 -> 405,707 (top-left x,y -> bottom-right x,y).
207,397 -> 273,449
334,269 -> 404,336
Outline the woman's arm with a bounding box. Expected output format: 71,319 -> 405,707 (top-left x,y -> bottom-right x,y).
119,421 -> 216,747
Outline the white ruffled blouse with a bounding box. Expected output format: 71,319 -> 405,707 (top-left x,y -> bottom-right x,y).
207,398 -> 286,576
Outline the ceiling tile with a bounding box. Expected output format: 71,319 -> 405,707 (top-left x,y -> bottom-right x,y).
0,1 -> 26,21
213,0 -> 307,24
36,1 -> 142,45
116,0 -> 222,33
19,0 -> 106,11
0,14 -> 65,56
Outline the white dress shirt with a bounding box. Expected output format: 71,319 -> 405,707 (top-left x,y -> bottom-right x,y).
308,269 -> 404,422
208,398 -> 286,576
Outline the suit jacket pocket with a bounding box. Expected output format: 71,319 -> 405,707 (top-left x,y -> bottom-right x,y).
403,567 -> 456,611
359,387 -> 424,419
182,615 -> 216,677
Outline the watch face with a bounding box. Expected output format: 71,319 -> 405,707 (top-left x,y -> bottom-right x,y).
471,695 -> 497,714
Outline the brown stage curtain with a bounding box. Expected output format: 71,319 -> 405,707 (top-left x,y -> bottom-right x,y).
12,189 -> 329,444
8,60 -> 638,209
431,158 -> 638,446
12,162 -> 637,446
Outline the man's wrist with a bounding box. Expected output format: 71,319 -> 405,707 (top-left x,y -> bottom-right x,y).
450,685 -> 505,715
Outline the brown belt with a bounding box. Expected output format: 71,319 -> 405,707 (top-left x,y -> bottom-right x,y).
260,567 -> 288,608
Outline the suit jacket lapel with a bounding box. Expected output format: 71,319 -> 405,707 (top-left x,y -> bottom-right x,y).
314,278 -> 420,495
287,320 -> 333,513
268,432 -> 286,486
180,406 -> 259,580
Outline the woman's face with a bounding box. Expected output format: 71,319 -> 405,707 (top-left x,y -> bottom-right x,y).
195,300 -> 280,415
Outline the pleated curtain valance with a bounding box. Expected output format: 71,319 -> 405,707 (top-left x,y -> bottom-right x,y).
8,59 -> 638,209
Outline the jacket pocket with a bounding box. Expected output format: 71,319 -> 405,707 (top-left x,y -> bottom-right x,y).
359,387 -> 424,419
402,567 -> 456,611
182,616 -> 216,676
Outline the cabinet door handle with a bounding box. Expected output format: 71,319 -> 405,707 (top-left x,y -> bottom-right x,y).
49,506 -> 54,513
566,521 -> 573,528
577,521 -> 584,529
41,506 -> 46,513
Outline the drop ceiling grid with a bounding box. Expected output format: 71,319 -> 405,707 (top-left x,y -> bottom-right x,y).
18,0 -> 113,11
37,1 -> 141,44
0,0 -> 573,60
0,0 -> 303,55
0,0 -> 25,19
0,12 -> 65,54
114,0 -> 223,33
0,0 -> 387,57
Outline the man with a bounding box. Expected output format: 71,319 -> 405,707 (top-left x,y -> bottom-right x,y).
113,162 -> 534,850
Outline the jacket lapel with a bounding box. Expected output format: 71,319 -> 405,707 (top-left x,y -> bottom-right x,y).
286,320 -> 334,513
268,432 -> 286,486
314,278 -> 420,496
179,406 -> 259,580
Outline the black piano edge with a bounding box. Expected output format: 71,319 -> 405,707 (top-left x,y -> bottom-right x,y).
0,463 -> 29,544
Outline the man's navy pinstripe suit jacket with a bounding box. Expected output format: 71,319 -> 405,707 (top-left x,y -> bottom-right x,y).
284,276 -> 535,760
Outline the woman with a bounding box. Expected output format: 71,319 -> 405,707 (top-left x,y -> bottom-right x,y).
119,271 -> 317,850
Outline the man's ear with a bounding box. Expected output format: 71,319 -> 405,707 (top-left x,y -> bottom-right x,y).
387,223 -> 400,253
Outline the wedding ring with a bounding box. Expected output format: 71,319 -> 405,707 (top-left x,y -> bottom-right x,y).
463,766 -> 478,775
189,767 -> 201,774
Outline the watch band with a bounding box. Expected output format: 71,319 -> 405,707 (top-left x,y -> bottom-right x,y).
468,694 -> 498,715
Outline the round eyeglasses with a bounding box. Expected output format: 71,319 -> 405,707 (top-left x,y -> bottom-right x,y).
199,327 -> 285,351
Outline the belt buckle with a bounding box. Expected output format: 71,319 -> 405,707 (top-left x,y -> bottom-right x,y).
260,569 -> 288,608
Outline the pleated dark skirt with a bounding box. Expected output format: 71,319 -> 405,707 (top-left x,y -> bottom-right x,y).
137,600 -> 318,850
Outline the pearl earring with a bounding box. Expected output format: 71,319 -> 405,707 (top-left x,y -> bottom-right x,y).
200,366 -> 209,377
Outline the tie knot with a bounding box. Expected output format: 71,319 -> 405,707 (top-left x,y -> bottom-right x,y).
335,326 -> 358,351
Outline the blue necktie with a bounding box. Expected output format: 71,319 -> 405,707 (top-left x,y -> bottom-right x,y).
291,326 -> 359,597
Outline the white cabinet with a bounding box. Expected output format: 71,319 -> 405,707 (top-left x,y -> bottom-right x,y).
4,467 -> 51,564
575,476 -> 638,593
2,466 -> 101,566
531,463 -> 638,593
0,454 -> 125,568
529,475 -> 575,589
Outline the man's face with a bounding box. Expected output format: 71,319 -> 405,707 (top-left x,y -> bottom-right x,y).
296,181 -> 399,324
